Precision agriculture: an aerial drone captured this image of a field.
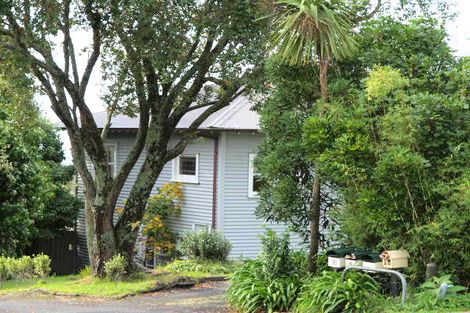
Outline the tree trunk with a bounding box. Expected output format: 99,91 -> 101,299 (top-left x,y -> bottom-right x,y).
85,204 -> 117,276
319,59 -> 329,103
308,56 -> 329,273
84,191 -> 118,277
308,175 -> 321,273
115,137 -> 169,271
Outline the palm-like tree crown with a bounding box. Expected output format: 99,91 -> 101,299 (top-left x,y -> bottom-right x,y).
271,0 -> 356,65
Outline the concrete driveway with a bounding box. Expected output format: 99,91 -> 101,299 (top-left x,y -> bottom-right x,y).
0,281 -> 230,313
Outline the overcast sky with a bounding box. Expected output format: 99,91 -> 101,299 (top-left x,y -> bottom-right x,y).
37,1 -> 470,164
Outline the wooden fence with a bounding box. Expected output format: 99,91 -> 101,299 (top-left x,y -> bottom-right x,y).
30,231 -> 82,275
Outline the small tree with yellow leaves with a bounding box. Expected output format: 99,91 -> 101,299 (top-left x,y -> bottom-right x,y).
141,183 -> 184,262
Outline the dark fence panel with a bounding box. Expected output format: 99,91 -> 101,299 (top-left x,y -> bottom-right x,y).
31,232 -> 80,275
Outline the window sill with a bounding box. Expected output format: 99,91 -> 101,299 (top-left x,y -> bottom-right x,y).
170,177 -> 200,185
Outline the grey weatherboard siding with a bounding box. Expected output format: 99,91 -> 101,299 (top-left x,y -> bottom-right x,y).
76,131 -> 304,264
74,95 -> 305,264
218,132 -> 303,258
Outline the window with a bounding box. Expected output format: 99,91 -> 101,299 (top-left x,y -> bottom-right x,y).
87,144 -> 117,178
248,153 -> 261,198
106,144 -> 117,178
172,154 -> 199,184
192,224 -> 210,232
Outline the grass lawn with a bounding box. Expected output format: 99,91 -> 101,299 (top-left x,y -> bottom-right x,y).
0,272 -> 188,297
0,260 -> 239,298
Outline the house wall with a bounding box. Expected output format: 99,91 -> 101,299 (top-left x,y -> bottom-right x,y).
218,132 -> 305,259
76,131 -> 305,265
76,133 -> 216,265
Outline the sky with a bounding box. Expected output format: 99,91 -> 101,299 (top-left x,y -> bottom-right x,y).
37,0 -> 470,164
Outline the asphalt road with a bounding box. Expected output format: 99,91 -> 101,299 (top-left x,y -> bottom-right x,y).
0,281 -> 230,313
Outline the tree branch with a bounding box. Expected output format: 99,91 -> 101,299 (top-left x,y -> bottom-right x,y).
79,1 -> 102,99
351,0 -> 382,24
164,133 -> 198,163
187,86 -> 245,131
62,0 -> 71,76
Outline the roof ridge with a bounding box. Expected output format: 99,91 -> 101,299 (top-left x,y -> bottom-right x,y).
208,96 -> 245,128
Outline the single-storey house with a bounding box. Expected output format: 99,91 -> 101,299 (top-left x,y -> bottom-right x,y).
75,95 -> 303,266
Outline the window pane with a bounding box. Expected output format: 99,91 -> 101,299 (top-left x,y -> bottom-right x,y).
179,156 -> 196,176
106,148 -> 115,163
253,174 -> 262,193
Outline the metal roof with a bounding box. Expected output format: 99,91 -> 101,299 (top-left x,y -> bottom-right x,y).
90,95 -> 260,131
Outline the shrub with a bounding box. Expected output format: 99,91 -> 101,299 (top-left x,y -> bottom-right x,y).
258,229 -> 293,277
33,254 -> 51,278
180,229 -> 232,261
228,229 -> 305,313
295,271 -> 380,313
164,259 -> 239,275
104,254 -> 127,281
410,274 -> 468,309
0,257 -> 8,285
142,182 -> 183,256
228,260 -> 302,313
14,256 -> 35,280
79,266 -> 93,278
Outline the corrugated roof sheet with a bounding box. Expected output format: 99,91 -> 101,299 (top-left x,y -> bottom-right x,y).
90,94 -> 260,131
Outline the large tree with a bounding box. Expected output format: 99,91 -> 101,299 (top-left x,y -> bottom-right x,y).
0,0 -> 267,275
261,0 -> 380,273
303,61 -> 469,284
0,61 -> 80,255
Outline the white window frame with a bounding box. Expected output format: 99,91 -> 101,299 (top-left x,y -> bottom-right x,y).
248,153 -> 260,198
192,224 -> 210,232
172,154 -> 199,184
105,143 -> 118,178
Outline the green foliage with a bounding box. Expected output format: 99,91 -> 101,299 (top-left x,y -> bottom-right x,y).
259,229 -> 292,277
0,255 -> 51,281
1,0 -> 269,274
32,254 -> 52,278
295,271 -> 380,313
228,260 -> 302,313
13,257 -> 35,280
79,266 -> 93,279
414,275 -> 467,307
104,254 -> 128,281
367,276 -> 470,313
303,62 -> 470,284
228,229 -> 306,313
269,0 -> 356,65
180,229 -> 232,262
0,258 -> 8,284
256,60 -> 332,242
162,259 -> 239,275
365,66 -> 409,100
0,66 -> 82,255
339,17 -> 455,91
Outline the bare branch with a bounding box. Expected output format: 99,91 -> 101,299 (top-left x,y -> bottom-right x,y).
186,101 -> 216,112
110,102 -> 150,201
188,86 -> 245,131
101,104 -> 117,140
69,41 -> 80,85
164,133 -> 198,163
62,0 -> 71,76
79,2 -> 101,99
166,33 -> 228,108
166,37 -> 230,125
351,0 -> 382,24
205,76 -> 229,88
110,1 -> 147,106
